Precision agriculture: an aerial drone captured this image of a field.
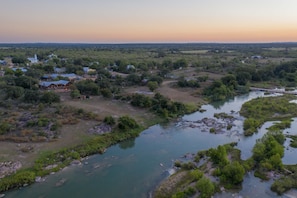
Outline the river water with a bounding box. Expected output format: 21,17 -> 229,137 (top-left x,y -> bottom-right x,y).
5,91 -> 297,198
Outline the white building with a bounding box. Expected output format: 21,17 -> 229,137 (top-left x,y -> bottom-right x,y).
27,54 -> 38,64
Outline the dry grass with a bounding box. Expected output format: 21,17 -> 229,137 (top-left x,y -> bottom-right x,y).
60,93 -> 156,126
0,120 -> 97,168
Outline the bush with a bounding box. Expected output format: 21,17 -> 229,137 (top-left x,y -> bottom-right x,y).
0,122 -> 11,135
104,116 -> 115,125
271,176 -> 297,195
220,161 -> 245,185
147,81 -> 158,91
100,88 -> 113,98
208,145 -> 228,167
243,118 -> 261,136
189,169 -> 203,181
174,160 -> 182,167
181,162 -> 196,170
40,91 -> 60,104
118,116 -> 139,131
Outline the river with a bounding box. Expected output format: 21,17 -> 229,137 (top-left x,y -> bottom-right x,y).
5,91 -> 297,198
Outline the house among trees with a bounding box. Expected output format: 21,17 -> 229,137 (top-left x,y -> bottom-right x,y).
54,67 -> 66,73
0,60 -> 6,65
11,67 -> 27,73
48,53 -> 58,59
126,64 -> 135,70
27,54 -> 38,64
251,55 -> 263,59
83,67 -> 96,74
39,80 -> 70,90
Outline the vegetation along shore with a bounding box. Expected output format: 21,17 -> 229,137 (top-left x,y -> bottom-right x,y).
1,43 -> 297,196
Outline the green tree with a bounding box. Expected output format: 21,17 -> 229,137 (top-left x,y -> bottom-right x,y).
196,177 -> 215,198
221,74 -> 237,89
208,145 -> 228,167
4,68 -> 14,75
220,161 -> 245,185
76,80 -> 100,95
14,69 -> 24,77
236,71 -> 251,85
40,91 -> 60,104
12,56 -> 27,64
118,116 -> 139,131
14,76 -> 38,90
147,81 -> 158,91
100,88 -> 113,98
173,59 -> 188,69
189,169 -> 203,181
103,116 -> 115,125
126,74 -> 141,86
23,89 -> 40,103
70,89 -> 81,99
130,94 -> 152,108
5,86 -> 24,99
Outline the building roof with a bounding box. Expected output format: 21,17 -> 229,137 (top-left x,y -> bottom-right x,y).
11,67 -> 28,72
54,67 -> 66,73
42,73 -> 78,79
39,80 -> 70,88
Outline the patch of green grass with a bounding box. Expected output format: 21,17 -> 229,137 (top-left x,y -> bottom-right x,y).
240,95 -> 297,136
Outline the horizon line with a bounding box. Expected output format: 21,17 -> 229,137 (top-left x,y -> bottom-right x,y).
1,41 -> 297,45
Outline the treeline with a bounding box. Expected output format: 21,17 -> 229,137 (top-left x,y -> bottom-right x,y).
203,74 -> 241,101
127,93 -> 195,119
203,60 -> 297,101
0,75 -> 60,104
232,60 -> 297,86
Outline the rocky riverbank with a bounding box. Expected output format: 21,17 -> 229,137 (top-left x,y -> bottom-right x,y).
177,112 -> 240,134
0,161 -> 22,179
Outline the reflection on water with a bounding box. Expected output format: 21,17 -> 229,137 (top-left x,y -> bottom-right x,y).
5,91 -> 297,198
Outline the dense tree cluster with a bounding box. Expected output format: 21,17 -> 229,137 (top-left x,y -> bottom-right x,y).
130,93 -> 188,118
208,145 -> 245,187
252,132 -> 284,171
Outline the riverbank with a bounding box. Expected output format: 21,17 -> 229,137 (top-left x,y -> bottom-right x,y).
0,124 -> 146,193
0,91 -> 201,194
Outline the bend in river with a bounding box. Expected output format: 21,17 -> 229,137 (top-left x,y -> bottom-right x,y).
5,91 -> 297,198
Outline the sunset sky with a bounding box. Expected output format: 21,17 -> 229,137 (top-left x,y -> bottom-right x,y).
1,0 -> 297,43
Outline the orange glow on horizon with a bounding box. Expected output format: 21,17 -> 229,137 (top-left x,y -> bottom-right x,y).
1,0 -> 297,43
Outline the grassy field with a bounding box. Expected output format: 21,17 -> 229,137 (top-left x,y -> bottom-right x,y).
0,120 -> 97,168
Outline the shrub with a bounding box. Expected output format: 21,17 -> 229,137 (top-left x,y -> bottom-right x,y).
196,177 -> 215,198
118,116 -> 139,131
40,91 -> 60,104
189,169 -> 203,181
220,161 -> 245,185
104,116 -> 115,125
